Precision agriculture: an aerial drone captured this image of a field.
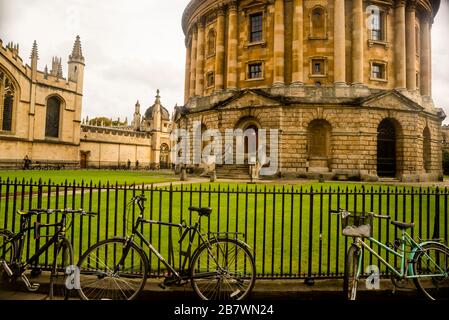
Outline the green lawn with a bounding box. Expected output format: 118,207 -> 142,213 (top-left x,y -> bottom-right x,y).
1,180 -> 446,279
0,170 -> 177,186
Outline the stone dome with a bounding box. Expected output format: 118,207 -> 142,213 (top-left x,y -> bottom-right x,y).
144,104 -> 170,121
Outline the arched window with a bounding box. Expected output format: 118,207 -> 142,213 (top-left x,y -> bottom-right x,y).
423,127 -> 431,172
310,7 -> 326,38
1,72 -> 15,132
207,29 -> 216,56
45,96 -> 61,138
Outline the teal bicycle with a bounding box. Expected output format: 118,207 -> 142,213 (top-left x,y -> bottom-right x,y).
331,209 -> 449,301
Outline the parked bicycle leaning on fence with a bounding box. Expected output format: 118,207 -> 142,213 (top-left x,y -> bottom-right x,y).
76,195 -> 256,301
0,208 -> 96,300
331,208 -> 449,301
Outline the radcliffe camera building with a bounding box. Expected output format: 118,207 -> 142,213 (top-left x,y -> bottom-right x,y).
174,0 -> 445,182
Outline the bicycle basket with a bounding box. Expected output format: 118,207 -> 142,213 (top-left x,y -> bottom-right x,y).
341,213 -> 373,238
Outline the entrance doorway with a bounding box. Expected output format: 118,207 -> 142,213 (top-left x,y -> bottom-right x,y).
80,152 -> 89,169
160,143 -> 170,169
244,125 -> 258,164
377,119 -> 397,177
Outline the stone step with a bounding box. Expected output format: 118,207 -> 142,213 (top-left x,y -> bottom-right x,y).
216,164 -> 250,180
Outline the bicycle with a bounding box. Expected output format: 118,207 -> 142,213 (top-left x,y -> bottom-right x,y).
0,208 -> 95,299
77,195 -> 256,300
331,209 -> 449,301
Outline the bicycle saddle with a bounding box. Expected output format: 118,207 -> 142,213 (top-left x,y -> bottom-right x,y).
188,206 -> 212,217
391,221 -> 415,230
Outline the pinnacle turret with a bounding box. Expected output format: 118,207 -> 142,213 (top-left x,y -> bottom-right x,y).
69,35 -> 84,63
50,57 -> 63,78
155,89 -> 161,104
30,40 -> 39,60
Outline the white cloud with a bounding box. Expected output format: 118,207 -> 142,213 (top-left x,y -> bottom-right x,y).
0,0 -> 188,120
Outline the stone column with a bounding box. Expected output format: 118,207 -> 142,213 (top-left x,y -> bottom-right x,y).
226,1 -> 238,90
273,0 -> 285,86
333,0 -> 346,85
195,18 -> 205,96
215,6 -> 226,92
351,0 -> 363,86
394,0 -> 407,89
184,36 -> 192,103
420,14 -> 431,97
291,0 -> 304,85
189,25 -> 198,98
406,2 -> 417,91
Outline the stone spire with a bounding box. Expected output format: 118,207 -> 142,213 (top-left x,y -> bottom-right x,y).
30,40 -> 39,60
155,89 -> 161,105
57,57 -> 63,78
69,35 -> 84,63
30,40 -> 39,79
133,100 -> 142,131
152,89 -> 162,131
7,42 -> 19,57
50,57 -> 63,78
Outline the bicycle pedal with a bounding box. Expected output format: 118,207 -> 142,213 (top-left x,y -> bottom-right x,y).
28,283 -> 40,292
21,274 -> 40,292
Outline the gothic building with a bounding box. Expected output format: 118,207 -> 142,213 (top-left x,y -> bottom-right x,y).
175,0 -> 445,181
0,36 -> 84,168
0,37 -> 172,170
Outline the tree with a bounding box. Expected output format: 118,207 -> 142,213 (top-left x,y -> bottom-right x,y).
87,117 -> 127,127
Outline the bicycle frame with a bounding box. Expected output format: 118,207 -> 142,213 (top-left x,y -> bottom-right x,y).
119,212 -> 219,280
353,229 -> 447,279
4,214 -> 67,273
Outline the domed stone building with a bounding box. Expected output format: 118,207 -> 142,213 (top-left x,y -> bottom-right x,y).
174,0 -> 445,181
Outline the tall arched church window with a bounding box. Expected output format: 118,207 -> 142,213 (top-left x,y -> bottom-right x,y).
207,29 -> 216,56
45,96 -> 61,138
0,72 -> 15,132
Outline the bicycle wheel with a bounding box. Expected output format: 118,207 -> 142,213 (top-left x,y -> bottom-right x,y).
413,243 -> 449,301
190,238 -> 256,300
49,238 -> 74,300
77,238 -> 148,300
0,230 -> 16,283
344,245 -> 361,300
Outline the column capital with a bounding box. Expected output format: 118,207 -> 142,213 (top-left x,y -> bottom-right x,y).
216,4 -> 226,16
226,0 -> 238,11
406,0 -> 417,11
395,0 -> 406,8
420,12 -> 432,23
190,23 -> 198,34
185,35 -> 192,48
195,16 -> 206,28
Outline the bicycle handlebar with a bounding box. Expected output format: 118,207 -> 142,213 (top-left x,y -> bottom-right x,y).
330,209 -> 390,219
25,209 -> 97,216
131,195 -> 147,202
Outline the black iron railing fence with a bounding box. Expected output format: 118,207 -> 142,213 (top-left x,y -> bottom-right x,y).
0,178 -> 447,279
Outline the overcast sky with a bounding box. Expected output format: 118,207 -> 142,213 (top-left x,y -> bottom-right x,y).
0,0 -> 448,123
